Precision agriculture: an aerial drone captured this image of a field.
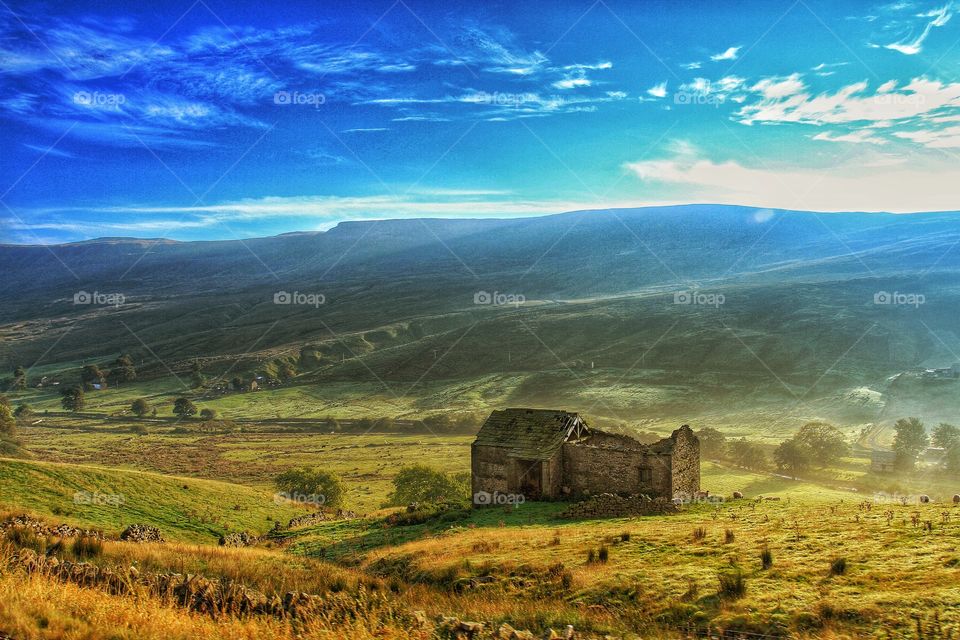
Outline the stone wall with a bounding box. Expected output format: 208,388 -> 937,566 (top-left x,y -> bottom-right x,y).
471,444 -> 511,497
561,432 -> 672,499
668,425 -> 700,499
560,493 -> 678,519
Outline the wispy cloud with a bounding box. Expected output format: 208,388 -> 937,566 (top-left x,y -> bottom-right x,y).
710,46 -> 741,61
883,4 -> 952,54
646,81 -> 668,98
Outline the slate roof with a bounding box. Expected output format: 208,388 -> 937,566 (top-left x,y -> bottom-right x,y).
472,408 -> 587,460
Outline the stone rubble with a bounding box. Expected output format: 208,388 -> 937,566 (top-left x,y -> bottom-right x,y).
560,493 -> 678,519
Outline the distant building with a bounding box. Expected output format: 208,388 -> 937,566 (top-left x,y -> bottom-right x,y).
470,408 -> 700,504
871,450 -> 897,474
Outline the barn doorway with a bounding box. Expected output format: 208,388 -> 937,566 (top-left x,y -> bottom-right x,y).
516,460 -> 542,498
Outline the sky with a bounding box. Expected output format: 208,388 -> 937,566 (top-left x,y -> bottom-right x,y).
2,0 -> 960,243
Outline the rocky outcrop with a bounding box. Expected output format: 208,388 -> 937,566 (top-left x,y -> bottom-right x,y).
1,514 -> 105,539
219,531 -> 259,547
285,509 -> 360,529
119,524 -> 164,543
560,494 -> 678,519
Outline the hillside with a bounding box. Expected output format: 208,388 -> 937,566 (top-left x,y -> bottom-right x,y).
4,205 -> 960,430
0,458 -> 305,543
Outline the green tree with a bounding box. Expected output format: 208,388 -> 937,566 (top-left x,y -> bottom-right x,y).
932,422 -> 960,473
13,403 -> 33,419
728,438 -> 767,470
111,354 -> 137,384
773,438 -> 812,476
893,417 -> 929,472
794,421 -> 850,467
0,404 -> 15,438
274,467 -> 344,509
384,464 -> 468,506
189,360 -> 205,389
199,408 -> 217,421
696,427 -> 727,460
12,366 -> 26,391
80,364 -> 107,390
60,386 -> 85,412
131,398 -> 150,418
172,397 -> 198,418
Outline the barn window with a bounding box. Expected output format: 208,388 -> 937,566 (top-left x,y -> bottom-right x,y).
639,467 -> 653,482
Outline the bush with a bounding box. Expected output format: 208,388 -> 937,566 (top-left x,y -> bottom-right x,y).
274,467 -> 345,509
131,398 -> 150,417
718,565 -> 747,599
760,546 -> 773,569
130,423 -> 148,435
383,465 -> 469,507
72,535 -> 103,559
829,557 -> 847,576
724,529 -> 735,544
693,526 -> 707,541
172,397 -> 197,418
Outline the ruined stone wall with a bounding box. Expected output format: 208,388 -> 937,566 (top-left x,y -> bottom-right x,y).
471,444 -> 510,497
669,425 -> 700,499
561,432 -> 672,499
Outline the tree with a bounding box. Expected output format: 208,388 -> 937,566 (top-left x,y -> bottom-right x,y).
231,376 -> 244,392
60,386 -> 85,412
80,364 -> 107,390
13,403 -> 33,419
131,398 -> 150,418
794,421 -> 850,467
893,417 -> 928,472
12,366 -> 26,391
696,427 -> 727,460
111,354 -> 136,385
189,360 -> 205,389
172,397 -> 198,418
274,467 -> 344,508
932,422 -> 960,473
0,404 -> 15,438
773,438 -> 812,476
728,438 -> 767,470
383,464 -> 469,506
199,408 -> 217,421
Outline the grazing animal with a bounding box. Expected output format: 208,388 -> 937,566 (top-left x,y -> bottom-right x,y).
920,495 -> 930,504
732,491 -> 743,499
953,494 -> 960,504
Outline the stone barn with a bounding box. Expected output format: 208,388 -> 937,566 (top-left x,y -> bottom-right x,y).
470,408 -> 699,504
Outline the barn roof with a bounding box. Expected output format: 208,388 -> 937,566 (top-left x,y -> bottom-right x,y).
472,408 -> 589,460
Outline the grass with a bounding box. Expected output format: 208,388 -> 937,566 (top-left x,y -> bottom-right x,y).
0,457 -> 306,543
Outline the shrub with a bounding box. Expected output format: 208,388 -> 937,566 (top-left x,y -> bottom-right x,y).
829,557 -> 847,576
383,465 -> 469,507
72,535 -> 103,559
274,467 -> 345,509
761,546 -> 773,569
621,531 -> 631,542
693,526 -> 707,541
598,546 -> 609,563
130,398 -> 150,417
586,549 -> 596,564
724,529 -> 735,544
718,565 -> 747,599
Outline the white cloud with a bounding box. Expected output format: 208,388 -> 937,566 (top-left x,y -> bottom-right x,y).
681,61 -> 702,70
710,46 -> 741,61
884,4 -> 952,54
625,150 -> 960,212
894,125 -> 960,147
647,81 -> 667,98
737,76 -> 960,126
812,130 -> 887,144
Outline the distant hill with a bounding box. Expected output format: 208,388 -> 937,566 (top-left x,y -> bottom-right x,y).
3,204 -> 960,429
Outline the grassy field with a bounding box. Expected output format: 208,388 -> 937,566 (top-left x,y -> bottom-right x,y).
0,457 -> 306,543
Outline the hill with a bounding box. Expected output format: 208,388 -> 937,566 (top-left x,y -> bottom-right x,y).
4,204 -> 960,430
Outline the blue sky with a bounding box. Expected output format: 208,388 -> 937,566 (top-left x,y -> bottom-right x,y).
2,0 -> 960,243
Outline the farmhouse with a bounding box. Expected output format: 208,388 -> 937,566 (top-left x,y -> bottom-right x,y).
471,408 -> 699,504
